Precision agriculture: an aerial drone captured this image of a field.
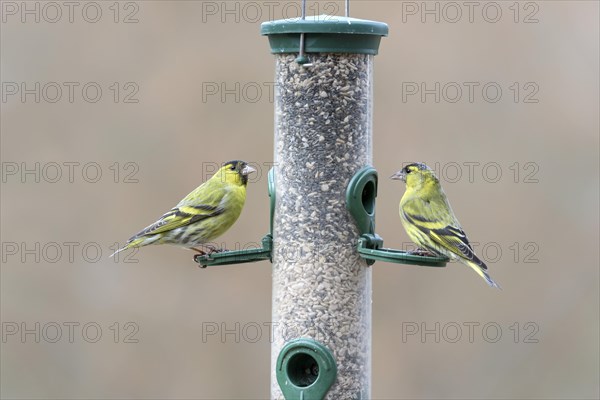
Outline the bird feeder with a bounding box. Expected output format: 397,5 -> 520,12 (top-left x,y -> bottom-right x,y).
194,3 -> 450,398
262,11 -> 387,399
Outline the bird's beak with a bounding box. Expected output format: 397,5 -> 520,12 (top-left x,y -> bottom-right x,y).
390,170 -> 406,182
241,165 -> 256,176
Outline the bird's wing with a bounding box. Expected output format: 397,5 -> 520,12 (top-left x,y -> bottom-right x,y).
175,175 -> 231,206
402,196 -> 486,269
130,204 -> 225,239
136,175 -> 232,236
128,178 -> 228,241
428,226 -> 486,269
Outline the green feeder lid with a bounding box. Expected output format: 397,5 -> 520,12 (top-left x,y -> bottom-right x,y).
261,15 -> 388,55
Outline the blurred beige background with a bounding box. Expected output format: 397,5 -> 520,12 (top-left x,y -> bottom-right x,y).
1,1 -> 598,399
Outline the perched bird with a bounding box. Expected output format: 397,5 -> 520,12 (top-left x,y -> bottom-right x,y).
111,160 -> 255,257
391,163 -> 500,288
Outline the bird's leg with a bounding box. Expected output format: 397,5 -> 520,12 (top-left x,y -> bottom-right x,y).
191,244 -> 220,254
191,248 -> 208,266
191,245 -> 228,255
191,247 -> 207,255
203,244 -> 224,254
203,244 -> 219,253
202,244 -> 230,254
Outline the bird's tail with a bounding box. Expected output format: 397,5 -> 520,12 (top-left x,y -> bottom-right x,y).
109,237 -> 150,258
464,259 -> 501,289
109,244 -> 130,258
110,248 -> 123,258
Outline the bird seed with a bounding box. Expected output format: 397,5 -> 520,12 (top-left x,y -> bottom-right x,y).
271,53 -> 373,399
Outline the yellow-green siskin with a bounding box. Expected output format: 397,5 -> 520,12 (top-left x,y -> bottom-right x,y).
111,160 -> 255,257
391,162 -> 500,288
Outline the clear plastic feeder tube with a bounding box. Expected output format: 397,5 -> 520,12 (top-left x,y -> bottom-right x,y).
271,53 -> 374,399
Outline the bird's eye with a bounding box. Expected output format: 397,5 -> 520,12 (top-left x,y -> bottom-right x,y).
404,167 -> 411,173
230,165 -> 236,171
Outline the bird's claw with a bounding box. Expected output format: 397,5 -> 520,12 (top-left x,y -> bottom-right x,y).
192,245 -> 226,255
191,247 -> 207,255
193,254 -> 207,267
192,247 -> 208,267
192,246 -> 228,266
